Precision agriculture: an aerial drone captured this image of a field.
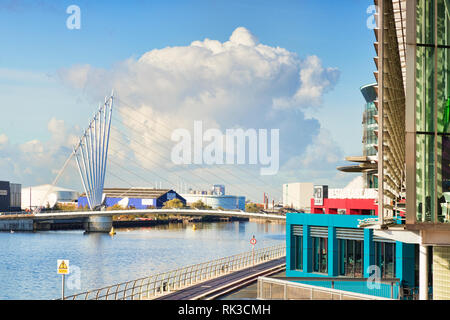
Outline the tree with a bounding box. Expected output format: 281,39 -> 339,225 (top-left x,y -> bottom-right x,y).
107,204 -> 125,211
163,198 -> 185,209
245,202 -> 260,213
191,200 -> 212,210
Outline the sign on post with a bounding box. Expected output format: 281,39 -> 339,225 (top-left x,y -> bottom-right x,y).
57,260 -> 70,274
57,259 -> 70,300
250,236 -> 257,266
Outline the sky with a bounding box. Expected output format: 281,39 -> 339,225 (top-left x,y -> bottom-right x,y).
0,0 -> 377,202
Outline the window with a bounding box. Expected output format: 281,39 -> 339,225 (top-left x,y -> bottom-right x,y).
292,235 -> 303,271
374,242 -> 396,278
414,0 -> 450,223
338,239 -> 363,277
312,237 -> 328,274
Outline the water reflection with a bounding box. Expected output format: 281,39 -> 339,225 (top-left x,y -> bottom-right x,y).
0,221 -> 285,299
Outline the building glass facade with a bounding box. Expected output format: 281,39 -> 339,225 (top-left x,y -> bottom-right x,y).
361,84 -> 379,158
374,241 -> 396,278
312,237 -> 328,274
361,83 -> 379,189
338,239 -> 363,277
414,0 -> 450,223
292,234 -> 303,271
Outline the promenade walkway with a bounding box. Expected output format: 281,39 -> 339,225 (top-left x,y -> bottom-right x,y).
155,257 -> 285,300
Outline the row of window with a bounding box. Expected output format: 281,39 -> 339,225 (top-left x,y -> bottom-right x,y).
291,235 -> 396,278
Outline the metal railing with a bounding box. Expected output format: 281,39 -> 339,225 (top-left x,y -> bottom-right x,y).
62,244 -> 286,300
257,277 -> 395,300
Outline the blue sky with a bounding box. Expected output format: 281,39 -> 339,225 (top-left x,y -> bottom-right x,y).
0,0 -> 377,199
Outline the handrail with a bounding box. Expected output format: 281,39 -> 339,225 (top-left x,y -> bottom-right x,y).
283,276 -> 401,284
257,276 -> 396,300
62,244 -> 286,300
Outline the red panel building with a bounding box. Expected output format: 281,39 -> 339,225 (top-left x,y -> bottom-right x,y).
310,198 -> 378,216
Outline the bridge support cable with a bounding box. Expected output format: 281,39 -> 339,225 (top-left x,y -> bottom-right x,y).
108,141 -> 205,192
109,118 -> 259,202
37,151 -> 76,211
73,93 -> 114,210
109,126 -> 219,192
113,98 -> 292,204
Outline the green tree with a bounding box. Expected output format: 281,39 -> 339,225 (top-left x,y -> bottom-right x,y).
191,200 -> 212,209
245,202 -> 260,213
107,204 -> 125,211
163,198 -> 185,209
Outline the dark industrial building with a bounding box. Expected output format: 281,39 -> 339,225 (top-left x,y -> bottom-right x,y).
0,180 -> 22,212
78,188 -> 186,209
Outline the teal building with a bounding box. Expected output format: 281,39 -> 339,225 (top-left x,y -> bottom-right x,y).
286,213 -> 416,299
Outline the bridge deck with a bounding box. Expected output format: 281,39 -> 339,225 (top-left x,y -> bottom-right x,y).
0,209 -> 285,221
154,257 -> 285,300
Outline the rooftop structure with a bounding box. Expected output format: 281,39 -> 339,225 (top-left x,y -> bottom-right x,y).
21,184 -> 78,210
78,188 -> 186,209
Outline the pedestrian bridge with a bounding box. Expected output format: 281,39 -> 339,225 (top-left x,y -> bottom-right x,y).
0,208 -> 285,232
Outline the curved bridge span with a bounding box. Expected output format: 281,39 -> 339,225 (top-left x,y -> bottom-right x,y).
33,208 -> 286,220
0,209 -> 285,232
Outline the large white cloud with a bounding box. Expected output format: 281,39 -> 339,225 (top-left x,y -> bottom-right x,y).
52,27 -> 348,200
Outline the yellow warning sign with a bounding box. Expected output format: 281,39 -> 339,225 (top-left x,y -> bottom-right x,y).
57,259 -> 70,274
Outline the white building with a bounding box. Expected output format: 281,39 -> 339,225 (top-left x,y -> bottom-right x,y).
282,182 -> 314,211
21,185 -> 79,210
181,194 -> 245,211
328,176 -> 378,199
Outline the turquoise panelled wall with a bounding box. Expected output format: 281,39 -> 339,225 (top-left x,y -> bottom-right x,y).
286,213 -> 415,299
396,241 -> 416,287
328,226 -> 338,276
303,225 -> 311,273
363,229 -> 374,277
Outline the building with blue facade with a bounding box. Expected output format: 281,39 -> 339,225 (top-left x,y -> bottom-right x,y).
78,188 -> 186,209
286,213 -> 416,299
181,193 -> 245,211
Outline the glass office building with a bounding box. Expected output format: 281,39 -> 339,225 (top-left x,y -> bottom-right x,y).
375,0 -> 450,300
361,83 -> 379,188
410,0 -> 450,224
283,0 -> 450,300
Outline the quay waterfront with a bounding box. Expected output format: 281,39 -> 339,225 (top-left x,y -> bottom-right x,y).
0,220 -> 285,300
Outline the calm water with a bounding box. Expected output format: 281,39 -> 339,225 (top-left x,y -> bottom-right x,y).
0,221 -> 285,300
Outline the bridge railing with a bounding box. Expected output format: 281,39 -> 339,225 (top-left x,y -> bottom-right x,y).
257,277 -> 396,300
62,244 -> 286,300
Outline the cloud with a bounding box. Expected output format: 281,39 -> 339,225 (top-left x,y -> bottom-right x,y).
0,134 -> 8,148
272,55 -> 340,109
299,128 -> 343,168
55,27 -> 345,200
0,118 -> 81,188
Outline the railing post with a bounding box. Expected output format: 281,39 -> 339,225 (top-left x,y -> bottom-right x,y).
123,282 -> 130,300
391,282 -> 394,299
114,285 -> 120,300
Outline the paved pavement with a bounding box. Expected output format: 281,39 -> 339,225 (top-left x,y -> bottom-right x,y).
155,257 -> 286,300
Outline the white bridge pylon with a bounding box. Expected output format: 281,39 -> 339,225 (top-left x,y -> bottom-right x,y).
73,93 -> 114,210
